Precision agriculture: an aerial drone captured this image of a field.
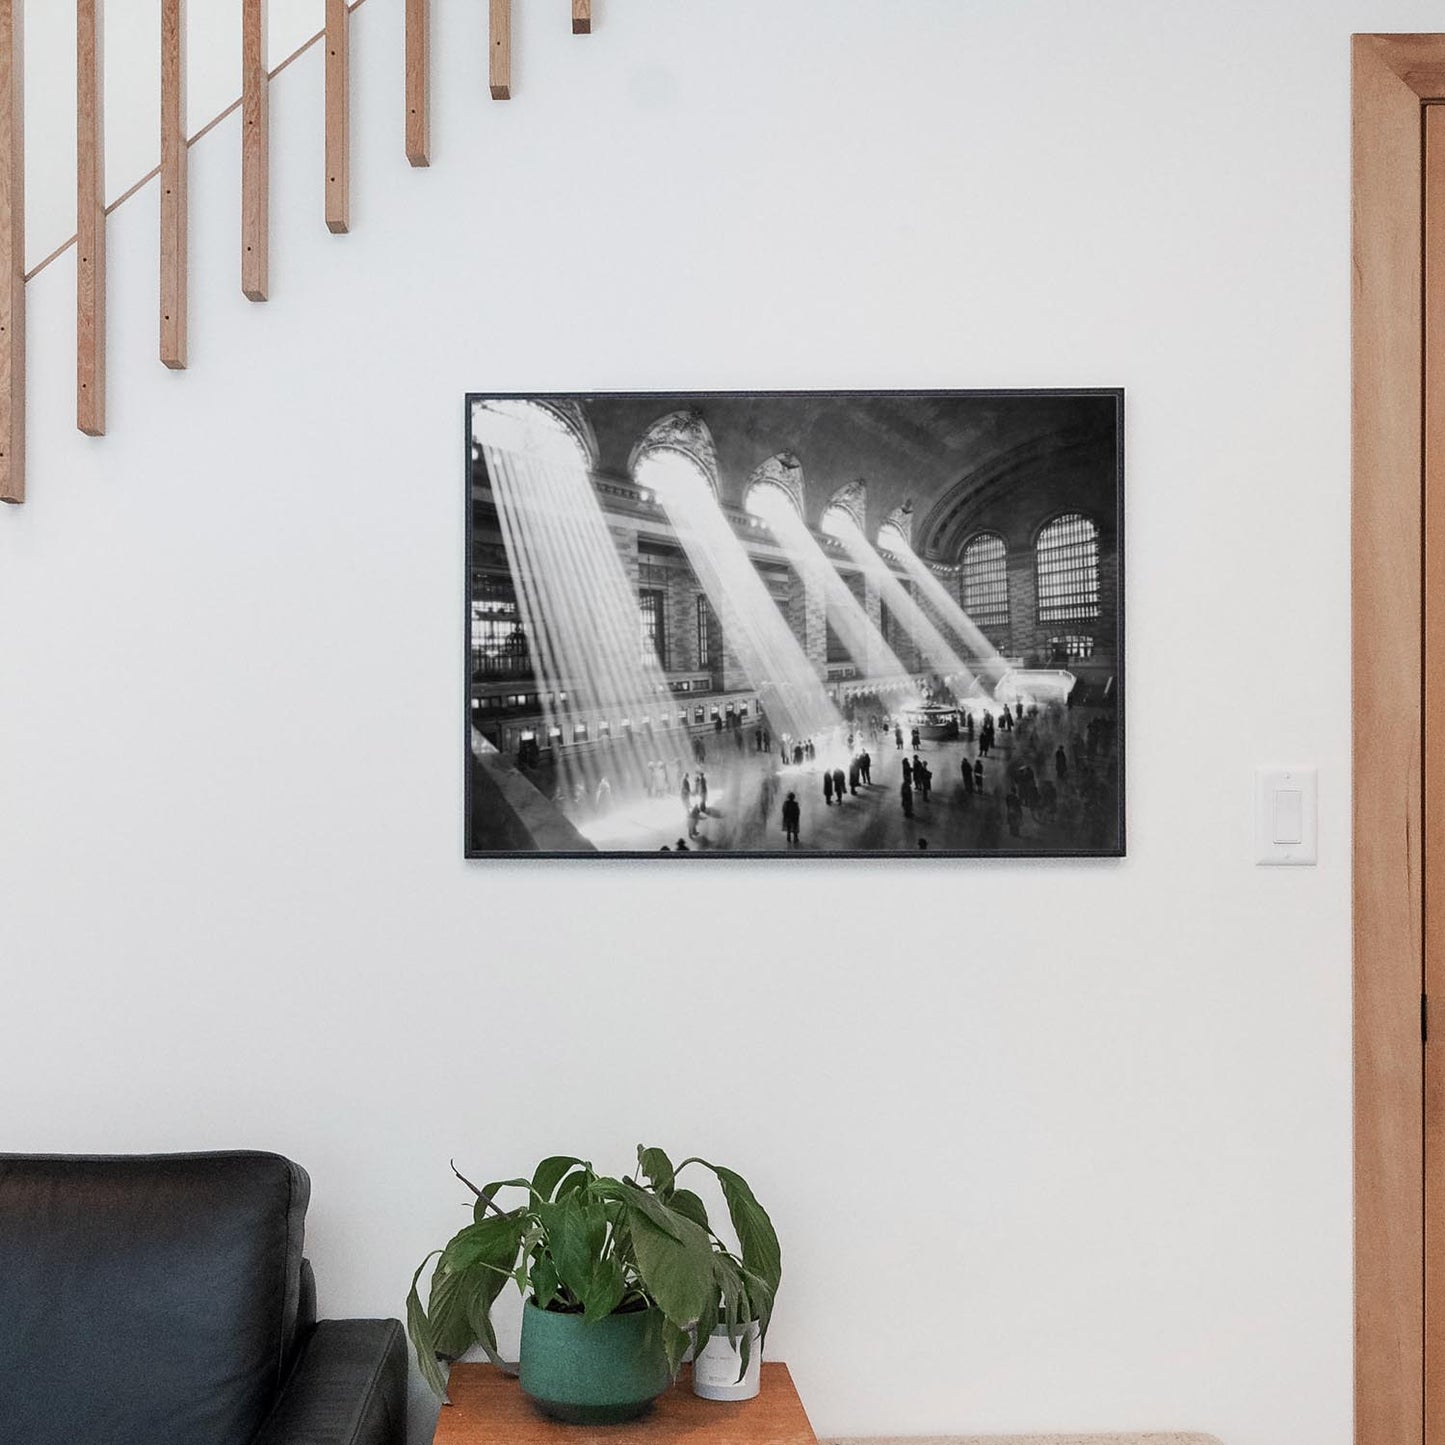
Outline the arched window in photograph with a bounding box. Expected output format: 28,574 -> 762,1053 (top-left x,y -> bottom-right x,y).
820,504 -> 856,541
744,478 -> 802,530
961,532 -> 1009,635
629,412 -> 721,499
470,397 -> 594,473
877,520 -> 908,555
1035,513 -> 1100,623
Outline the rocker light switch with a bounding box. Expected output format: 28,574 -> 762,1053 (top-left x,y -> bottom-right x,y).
1256,768 -> 1317,865
1273,789 -> 1303,845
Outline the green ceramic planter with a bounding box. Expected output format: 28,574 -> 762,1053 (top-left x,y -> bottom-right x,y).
518,1300 -> 671,1424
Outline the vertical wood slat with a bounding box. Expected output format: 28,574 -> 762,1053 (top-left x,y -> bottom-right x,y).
489,0 -> 510,100
1429,102 -> 1445,1445
241,0 -> 268,300
76,0 -> 104,435
0,0 -> 22,501
405,0 -> 429,165
572,0 -> 591,35
160,0 -> 187,369
1352,35 -> 1434,1445
324,0 -> 348,232
1426,94 -> 1445,1445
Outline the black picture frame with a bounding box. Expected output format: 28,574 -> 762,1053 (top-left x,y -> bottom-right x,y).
465,388 -> 1124,859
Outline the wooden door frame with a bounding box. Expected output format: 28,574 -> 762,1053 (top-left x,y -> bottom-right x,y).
1353,32 -> 1445,1445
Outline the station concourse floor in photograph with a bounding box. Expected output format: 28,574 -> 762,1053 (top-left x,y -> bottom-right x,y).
466,391 -> 1122,857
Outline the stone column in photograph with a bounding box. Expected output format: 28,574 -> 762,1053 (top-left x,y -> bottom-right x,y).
1094,532 -> 1119,676
787,559 -> 828,678
1008,549 -> 1038,663
863,572 -> 884,674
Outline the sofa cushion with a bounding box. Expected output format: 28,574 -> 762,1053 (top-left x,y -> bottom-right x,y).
0,1151 -> 309,1445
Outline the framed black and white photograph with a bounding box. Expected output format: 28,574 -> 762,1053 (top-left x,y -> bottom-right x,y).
466,390 -> 1123,858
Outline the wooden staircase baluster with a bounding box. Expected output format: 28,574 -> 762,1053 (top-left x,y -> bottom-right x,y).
490,0 -> 510,100
242,0 -> 268,300
160,0 -> 187,369
77,0 -> 104,436
0,0 -> 22,502
1,0 -> 609,504
325,0 -> 349,232
406,0 -> 429,166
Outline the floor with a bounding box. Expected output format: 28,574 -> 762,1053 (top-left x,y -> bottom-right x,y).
550,706 -> 1119,855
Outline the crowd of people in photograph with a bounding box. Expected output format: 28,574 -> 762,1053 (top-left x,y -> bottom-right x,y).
525,673 -> 1118,852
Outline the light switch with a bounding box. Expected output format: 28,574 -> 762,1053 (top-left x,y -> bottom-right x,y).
1256,767 -> 1317,865
1274,789 -> 1303,845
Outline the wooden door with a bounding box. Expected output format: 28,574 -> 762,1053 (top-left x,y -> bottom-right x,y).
1429,97 -> 1445,1445
1354,33 -> 1445,1445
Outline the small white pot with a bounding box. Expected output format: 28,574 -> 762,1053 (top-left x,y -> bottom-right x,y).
692,1321 -> 762,1401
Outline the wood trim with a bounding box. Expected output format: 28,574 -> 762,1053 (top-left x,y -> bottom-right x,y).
76,0 -> 104,436
490,0 -> 511,101
0,0 -> 23,502
1428,101 -> 1445,1445
242,0 -> 268,300
572,0 -> 591,36
160,0 -> 187,369
1351,31 -> 1445,1445
325,0 -> 349,233
405,0 -> 429,166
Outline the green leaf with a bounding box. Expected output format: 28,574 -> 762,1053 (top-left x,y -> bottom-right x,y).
426,1260 -> 483,1360
582,1255 -> 628,1322
440,1213 -> 525,1274
667,1188 -> 711,1234
625,1198 -> 715,1331
636,1145 -> 676,1197
683,1160 -> 782,1298
616,1180 -> 688,1242
532,1155 -> 585,1203
538,1194 -> 602,1306
421,1211 -> 527,1367
554,1167 -> 590,1200
693,1289 -> 719,1370
530,1254 -> 561,1311
465,1264 -> 512,1370
660,1317 -> 691,1377
473,1176 -> 531,1223
406,1253 -> 451,1401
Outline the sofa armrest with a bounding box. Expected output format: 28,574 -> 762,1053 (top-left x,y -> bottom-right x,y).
252,1318 -> 406,1445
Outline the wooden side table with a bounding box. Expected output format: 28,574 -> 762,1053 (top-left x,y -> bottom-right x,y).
435,1363 -> 817,1445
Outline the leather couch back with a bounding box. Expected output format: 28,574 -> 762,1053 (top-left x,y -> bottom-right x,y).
0,1152 -> 310,1445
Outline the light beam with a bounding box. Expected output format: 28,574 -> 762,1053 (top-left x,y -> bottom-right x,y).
745,483 -> 917,701
640,450 -> 841,743
825,511 -> 981,695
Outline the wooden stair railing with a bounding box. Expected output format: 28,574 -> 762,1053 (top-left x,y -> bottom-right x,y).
0,0 -> 595,507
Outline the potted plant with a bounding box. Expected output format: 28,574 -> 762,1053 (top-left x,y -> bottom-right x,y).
406,1146 -> 781,1424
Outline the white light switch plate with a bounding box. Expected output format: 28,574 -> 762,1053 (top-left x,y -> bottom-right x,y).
1255,767 -> 1318,866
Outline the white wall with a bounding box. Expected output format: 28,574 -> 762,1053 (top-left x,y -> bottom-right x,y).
0,1 -> 1421,1441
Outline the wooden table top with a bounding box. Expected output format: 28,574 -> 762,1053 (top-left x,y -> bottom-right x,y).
435,1363 -> 816,1445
